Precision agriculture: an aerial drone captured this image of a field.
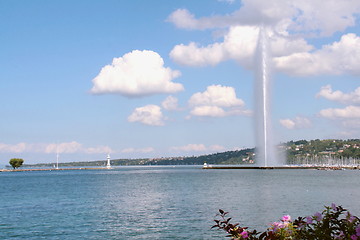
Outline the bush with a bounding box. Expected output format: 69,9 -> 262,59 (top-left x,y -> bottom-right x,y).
212,204 -> 360,239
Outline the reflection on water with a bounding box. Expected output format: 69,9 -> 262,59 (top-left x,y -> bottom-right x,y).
0,166 -> 359,239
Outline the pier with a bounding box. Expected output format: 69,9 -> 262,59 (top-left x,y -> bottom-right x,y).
202,166 -> 360,170
0,167 -> 111,172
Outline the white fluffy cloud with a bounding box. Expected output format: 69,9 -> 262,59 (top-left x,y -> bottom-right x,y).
0,141 -> 112,154
190,106 -> 227,117
274,33 -> 360,76
289,0 -> 360,36
319,105 -> 360,119
171,25 -> 360,78
171,30 -> 360,78
170,41 -> 228,67
279,117 -> 312,129
162,96 -> 180,111
317,85 -> 360,105
45,141 -> 82,154
168,1 -> 360,77
188,85 -> 250,117
317,85 -> 360,135
0,142 -> 27,153
167,5 -> 291,30
91,50 -> 184,97
189,85 -> 244,107
170,26 -> 313,68
172,28 -> 360,76
167,0 -> 360,36
128,105 -> 165,126
170,26 -> 257,67
279,119 -> 295,129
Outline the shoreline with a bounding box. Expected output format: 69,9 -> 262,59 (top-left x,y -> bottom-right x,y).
1,165 -> 360,172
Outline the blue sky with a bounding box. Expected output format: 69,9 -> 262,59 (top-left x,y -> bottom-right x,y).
1,0 -> 360,164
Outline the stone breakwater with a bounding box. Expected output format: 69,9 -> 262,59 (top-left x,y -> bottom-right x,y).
0,167 -> 111,172
202,166 -> 360,170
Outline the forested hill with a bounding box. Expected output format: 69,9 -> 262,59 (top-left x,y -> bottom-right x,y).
26,148 -> 255,167
130,148 -> 255,166
24,139 -> 360,167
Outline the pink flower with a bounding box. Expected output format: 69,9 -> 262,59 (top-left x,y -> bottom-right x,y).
282,215 -> 291,222
356,225 -> 360,236
314,212 -> 322,221
271,222 -> 280,231
351,235 -> 358,240
347,212 -> 356,223
271,221 -> 283,231
306,216 -> 313,224
271,220 -> 291,233
336,231 -> 345,239
240,230 -> 249,239
331,203 -> 337,211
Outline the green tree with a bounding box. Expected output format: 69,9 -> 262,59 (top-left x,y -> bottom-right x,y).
9,158 -> 24,169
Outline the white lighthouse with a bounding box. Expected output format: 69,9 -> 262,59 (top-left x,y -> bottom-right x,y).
106,153 -> 111,168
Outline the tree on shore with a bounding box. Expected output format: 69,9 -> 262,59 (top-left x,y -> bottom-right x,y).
9,158 -> 24,169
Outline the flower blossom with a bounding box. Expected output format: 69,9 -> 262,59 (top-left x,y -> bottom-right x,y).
331,203 -> 337,211
240,230 -> 249,239
271,221 -> 281,231
335,231 -> 345,239
306,216 -> 313,224
356,225 -> 360,236
351,235 -> 358,240
271,221 -> 286,232
314,212 -> 323,221
282,215 -> 291,222
347,212 -> 356,223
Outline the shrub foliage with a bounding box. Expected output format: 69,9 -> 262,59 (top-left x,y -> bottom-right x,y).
213,204 -> 360,239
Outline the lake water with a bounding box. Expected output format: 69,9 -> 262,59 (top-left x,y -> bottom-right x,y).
1,166 -> 360,239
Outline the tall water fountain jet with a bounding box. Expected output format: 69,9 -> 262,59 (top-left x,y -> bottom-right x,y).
254,26 -> 278,167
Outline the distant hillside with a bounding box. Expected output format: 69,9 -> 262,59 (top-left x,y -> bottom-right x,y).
25,148 -> 255,167
130,148 -> 255,166
25,139 -> 360,167
285,139 -> 360,165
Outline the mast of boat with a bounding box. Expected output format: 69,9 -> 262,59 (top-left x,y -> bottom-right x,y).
56,146 -> 59,169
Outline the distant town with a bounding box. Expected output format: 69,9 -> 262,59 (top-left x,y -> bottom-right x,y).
285,139 -> 360,165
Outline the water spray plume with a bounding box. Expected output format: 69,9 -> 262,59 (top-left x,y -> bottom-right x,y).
254,26 -> 280,167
